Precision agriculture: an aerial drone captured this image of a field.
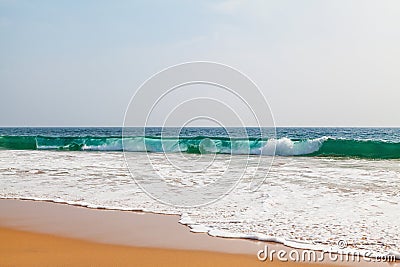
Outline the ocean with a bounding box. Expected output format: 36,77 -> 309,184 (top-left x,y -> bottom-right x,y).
0,127 -> 399,258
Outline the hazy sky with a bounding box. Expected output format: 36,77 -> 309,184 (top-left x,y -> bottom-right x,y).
1,0 -> 399,126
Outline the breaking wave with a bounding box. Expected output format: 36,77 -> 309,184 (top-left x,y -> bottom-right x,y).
0,135 -> 399,159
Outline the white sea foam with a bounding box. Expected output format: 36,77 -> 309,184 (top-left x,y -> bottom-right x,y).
259,137 -> 327,156
0,150 -> 399,259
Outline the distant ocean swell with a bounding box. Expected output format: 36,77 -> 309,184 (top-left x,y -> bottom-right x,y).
1,135 -> 399,159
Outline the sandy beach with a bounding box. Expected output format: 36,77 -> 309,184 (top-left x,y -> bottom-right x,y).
2,0 -> 400,265
0,226 -> 262,267
0,226 -> 328,267
0,199 -> 396,267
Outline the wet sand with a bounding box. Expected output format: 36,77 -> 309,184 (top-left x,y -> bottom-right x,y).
0,199 -> 396,267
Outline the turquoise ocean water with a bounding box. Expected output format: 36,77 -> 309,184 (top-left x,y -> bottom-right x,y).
0,127 -> 399,259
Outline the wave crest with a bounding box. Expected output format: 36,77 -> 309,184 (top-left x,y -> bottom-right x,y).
260,137 -> 326,156
1,135 -> 399,159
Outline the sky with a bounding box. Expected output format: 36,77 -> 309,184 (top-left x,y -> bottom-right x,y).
1,0 -> 399,126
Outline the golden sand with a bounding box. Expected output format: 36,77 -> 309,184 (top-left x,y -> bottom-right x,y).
0,199 -> 394,267
0,226 -> 338,267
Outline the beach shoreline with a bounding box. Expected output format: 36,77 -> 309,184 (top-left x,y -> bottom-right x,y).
0,198 -> 396,267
